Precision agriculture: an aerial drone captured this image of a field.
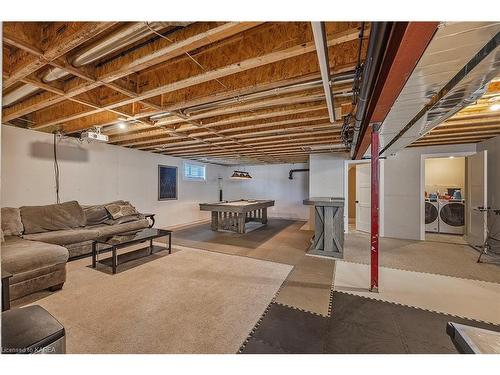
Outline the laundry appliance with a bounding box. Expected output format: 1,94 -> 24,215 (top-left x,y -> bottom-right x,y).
439,200 -> 465,234
425,199 -> 439,233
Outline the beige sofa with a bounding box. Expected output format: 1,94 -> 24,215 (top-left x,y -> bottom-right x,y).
1,200 -> 149,301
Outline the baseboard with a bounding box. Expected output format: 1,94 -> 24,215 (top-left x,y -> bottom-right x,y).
268,215 -> 308,222
164,218 -> 211,231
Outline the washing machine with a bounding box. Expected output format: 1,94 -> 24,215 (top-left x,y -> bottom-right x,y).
425,200 -> 439,232
439,200 -> 465,234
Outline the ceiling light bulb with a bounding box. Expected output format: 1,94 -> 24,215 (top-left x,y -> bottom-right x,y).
118,122 -> 126,129
490,104 -> 500,111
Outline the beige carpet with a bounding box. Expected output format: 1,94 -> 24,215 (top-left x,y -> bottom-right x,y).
334,260 -> 500,324
274,255 -> 335,316
23,247 -> 292,353
173,220 -> 336,315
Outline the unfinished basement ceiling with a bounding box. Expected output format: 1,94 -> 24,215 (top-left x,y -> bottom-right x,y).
379,22 -> 500,156
2,21 -> 368,164
409,78 -> 500,148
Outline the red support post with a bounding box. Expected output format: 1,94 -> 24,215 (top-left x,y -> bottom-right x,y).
370,124 -> 380,292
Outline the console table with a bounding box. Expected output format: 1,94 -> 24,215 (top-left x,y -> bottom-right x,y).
303,197 -> 344,258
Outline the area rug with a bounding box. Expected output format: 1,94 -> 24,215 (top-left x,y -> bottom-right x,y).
28,248 -> 292,353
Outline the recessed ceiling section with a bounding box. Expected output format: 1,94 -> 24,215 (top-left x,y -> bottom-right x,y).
378,22 -> 500,156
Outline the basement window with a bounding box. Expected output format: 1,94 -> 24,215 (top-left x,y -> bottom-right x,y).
183,162 -> 206,181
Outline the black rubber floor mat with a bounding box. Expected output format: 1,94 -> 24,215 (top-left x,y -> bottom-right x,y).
240,292 -> 500,354
241,303 -> 329,354
326,292 -> 500,354
241,337 -> 288,354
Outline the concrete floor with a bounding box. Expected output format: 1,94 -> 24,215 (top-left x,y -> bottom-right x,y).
344,230 -> 500,283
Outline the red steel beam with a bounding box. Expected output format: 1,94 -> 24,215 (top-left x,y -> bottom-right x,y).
370,123 -> 380,291
354,22 -> 439,159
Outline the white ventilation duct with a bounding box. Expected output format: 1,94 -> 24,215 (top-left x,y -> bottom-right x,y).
2,22 -> 190,107
378,22 -> 500,156
3,84 -> 40,107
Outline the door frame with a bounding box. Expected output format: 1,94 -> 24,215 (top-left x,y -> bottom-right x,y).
344,159 -> 385,235
419,151 -> 475,241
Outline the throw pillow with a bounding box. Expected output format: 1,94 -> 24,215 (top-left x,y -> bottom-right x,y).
104,202 -> 139,220
1,207 -> 24,236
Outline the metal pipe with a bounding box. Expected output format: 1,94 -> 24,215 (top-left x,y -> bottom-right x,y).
182,73 -> 355,117
288,169 -> 309,180
350,22 -> 392,158
311,22 -> 336,122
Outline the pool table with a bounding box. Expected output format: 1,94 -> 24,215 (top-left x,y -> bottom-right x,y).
199,199 -> 275,233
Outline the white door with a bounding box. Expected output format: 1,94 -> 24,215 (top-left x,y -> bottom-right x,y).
356,163 -> 371,232
465,150 -> 488,248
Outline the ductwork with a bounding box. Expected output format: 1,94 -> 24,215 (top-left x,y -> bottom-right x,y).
151,72 -> 355,124
288,169 -> 309,180
2,22 -> 191,107
350,22 -> 393,158
3,84 -> 40,107
379,22 -> 500,156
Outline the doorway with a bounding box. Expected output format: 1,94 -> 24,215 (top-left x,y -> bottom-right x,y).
421,151 -> 486,246
423,156 -> 466,242
344,160 -> 383,235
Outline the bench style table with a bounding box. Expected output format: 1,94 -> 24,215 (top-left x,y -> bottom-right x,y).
200,199 -> 275,234
92,228 -> 172,274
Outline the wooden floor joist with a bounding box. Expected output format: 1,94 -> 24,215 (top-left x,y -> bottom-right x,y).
4,22 -> 498,164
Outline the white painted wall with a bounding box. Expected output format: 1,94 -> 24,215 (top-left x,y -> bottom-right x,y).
384,144 -> 476,240
477,135 -> 500,209
1,125 -> 227,228
424,157 -> 465,195
309,153 -> 348,197
224,163 -> 309,220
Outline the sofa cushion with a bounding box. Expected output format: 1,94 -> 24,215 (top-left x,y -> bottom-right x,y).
1,236 -> 68,275
22,228 -> 101,246
20,201 -> 86,234
104,201 -> 139,220
83,204 -> 110,226
92,218 -> 149,237
1,207 -> 24,236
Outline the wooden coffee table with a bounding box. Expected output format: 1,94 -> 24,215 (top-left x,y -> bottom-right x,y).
92,228 -> 172,274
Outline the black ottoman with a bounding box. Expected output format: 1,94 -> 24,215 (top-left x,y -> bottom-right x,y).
2,305 -> 66,354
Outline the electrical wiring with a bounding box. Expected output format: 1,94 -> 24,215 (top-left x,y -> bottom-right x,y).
341,22 -> 365,147
53,132 -> 60,204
